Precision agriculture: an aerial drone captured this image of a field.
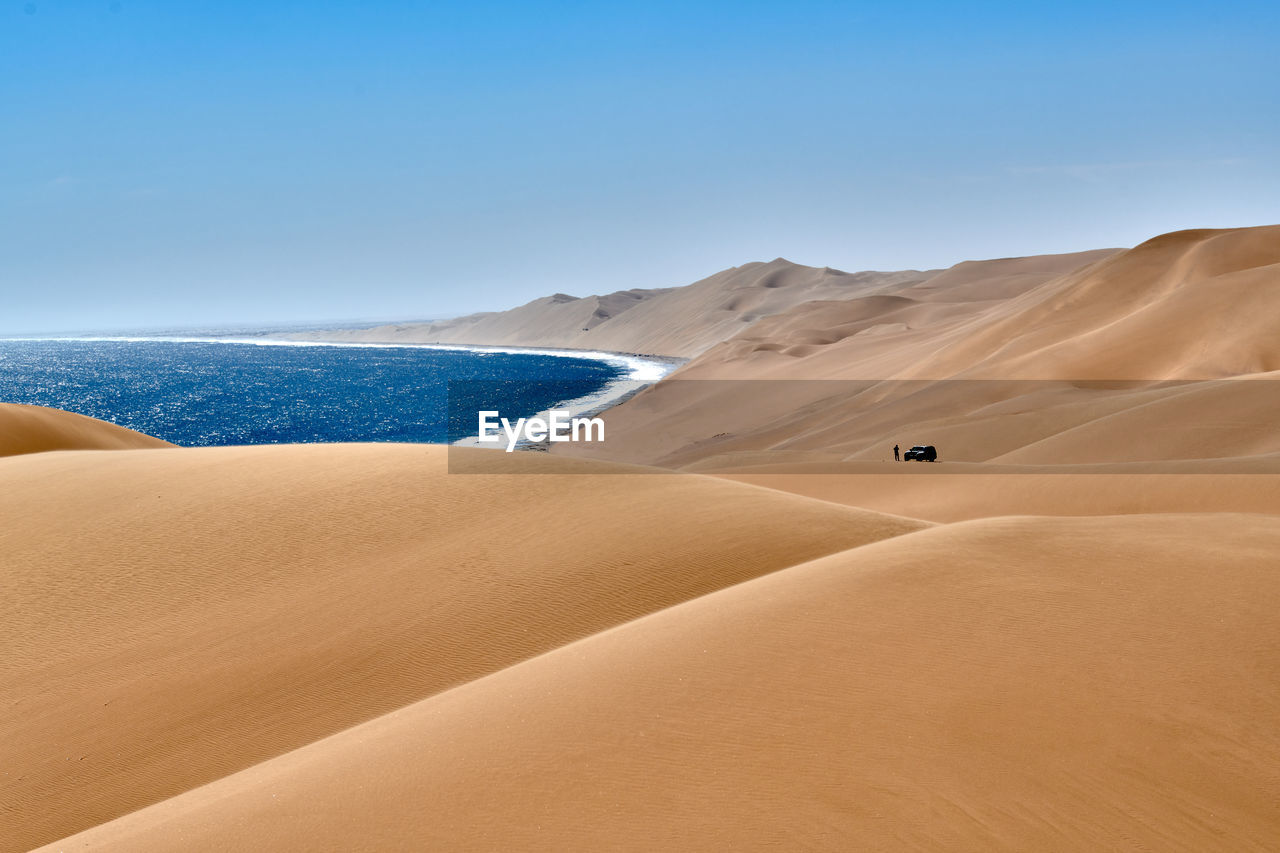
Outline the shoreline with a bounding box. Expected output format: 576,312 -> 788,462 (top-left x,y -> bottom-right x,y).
250,334 -> 688,448
256,336 -> 688,447
2,334 -> 687,449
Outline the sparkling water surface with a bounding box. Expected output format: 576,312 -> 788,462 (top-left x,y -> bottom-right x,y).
0,339 -> 627,446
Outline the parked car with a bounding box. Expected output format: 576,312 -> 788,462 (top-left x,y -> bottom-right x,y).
903,444 -> 937,462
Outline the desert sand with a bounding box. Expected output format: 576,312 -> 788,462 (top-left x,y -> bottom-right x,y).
562,228 -> 1280,469
34,513 -> 1280,851
7,224 -> 1280,851
554,228 -> 1280,529
285,260 -> 939,357
0,403 -> 171,457
2,444 -> 920,852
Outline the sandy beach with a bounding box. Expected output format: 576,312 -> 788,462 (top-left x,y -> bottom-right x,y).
5,226 -> 1280,851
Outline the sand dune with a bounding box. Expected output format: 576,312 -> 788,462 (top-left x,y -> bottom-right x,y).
688,228 -> 1278,383
1,443 -> 921,853
287,259 -> 936,357
564,375 -> 1280,472
919,225 -> 1280,380
12,225 -> 1280,851
40,513 -> 1280,851
0,402 -> 172,456
890,247 -> 1121,302
712,467 -> 1280,522
558,227 -> 1280,476
682,247 -> 1121,378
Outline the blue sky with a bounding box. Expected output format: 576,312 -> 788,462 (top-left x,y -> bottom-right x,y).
2,1 -> 1277,333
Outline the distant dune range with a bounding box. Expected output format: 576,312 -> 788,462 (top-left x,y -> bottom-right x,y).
7,224 -> 1280,850
284,262 -> 938,357
555,227 -> 1280,487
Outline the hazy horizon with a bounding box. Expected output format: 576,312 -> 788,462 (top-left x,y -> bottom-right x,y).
4,1 -> 1277,334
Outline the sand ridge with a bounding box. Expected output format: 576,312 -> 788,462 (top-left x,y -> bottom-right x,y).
0,402 -> 172,457
285,259 -> 938,357
556,227 -> 1280,472
36,512 -> 1280,851
1,442 -> 922,852
710,467 -> 1280,522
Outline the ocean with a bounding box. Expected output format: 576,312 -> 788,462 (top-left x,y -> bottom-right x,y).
0,337 -> 662,447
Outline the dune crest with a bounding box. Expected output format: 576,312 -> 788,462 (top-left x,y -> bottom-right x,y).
556,226 -> 1280,474
0,403 -> 172,456
38,513 -> 1280,851
286,259 -> 937,357
923,225 -> 1280,380
1,442 -> 921,852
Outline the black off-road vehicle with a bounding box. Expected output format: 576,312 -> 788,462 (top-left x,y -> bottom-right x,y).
903,444 -> 937,462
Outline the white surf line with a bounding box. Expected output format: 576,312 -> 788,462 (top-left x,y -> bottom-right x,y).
0,335 -> 674,382
456,372 -> 659,451
1,335 -> 682,445
446,347 -> 680,449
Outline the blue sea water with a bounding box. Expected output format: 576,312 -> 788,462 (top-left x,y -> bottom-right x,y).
0,338 -> 633,446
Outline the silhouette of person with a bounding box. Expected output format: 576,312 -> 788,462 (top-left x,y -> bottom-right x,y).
893,444 -> 900,462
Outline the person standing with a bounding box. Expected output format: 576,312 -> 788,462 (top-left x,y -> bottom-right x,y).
893,444 -> 900,462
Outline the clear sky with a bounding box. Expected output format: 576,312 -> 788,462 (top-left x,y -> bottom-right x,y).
3,1 -> 1277,334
